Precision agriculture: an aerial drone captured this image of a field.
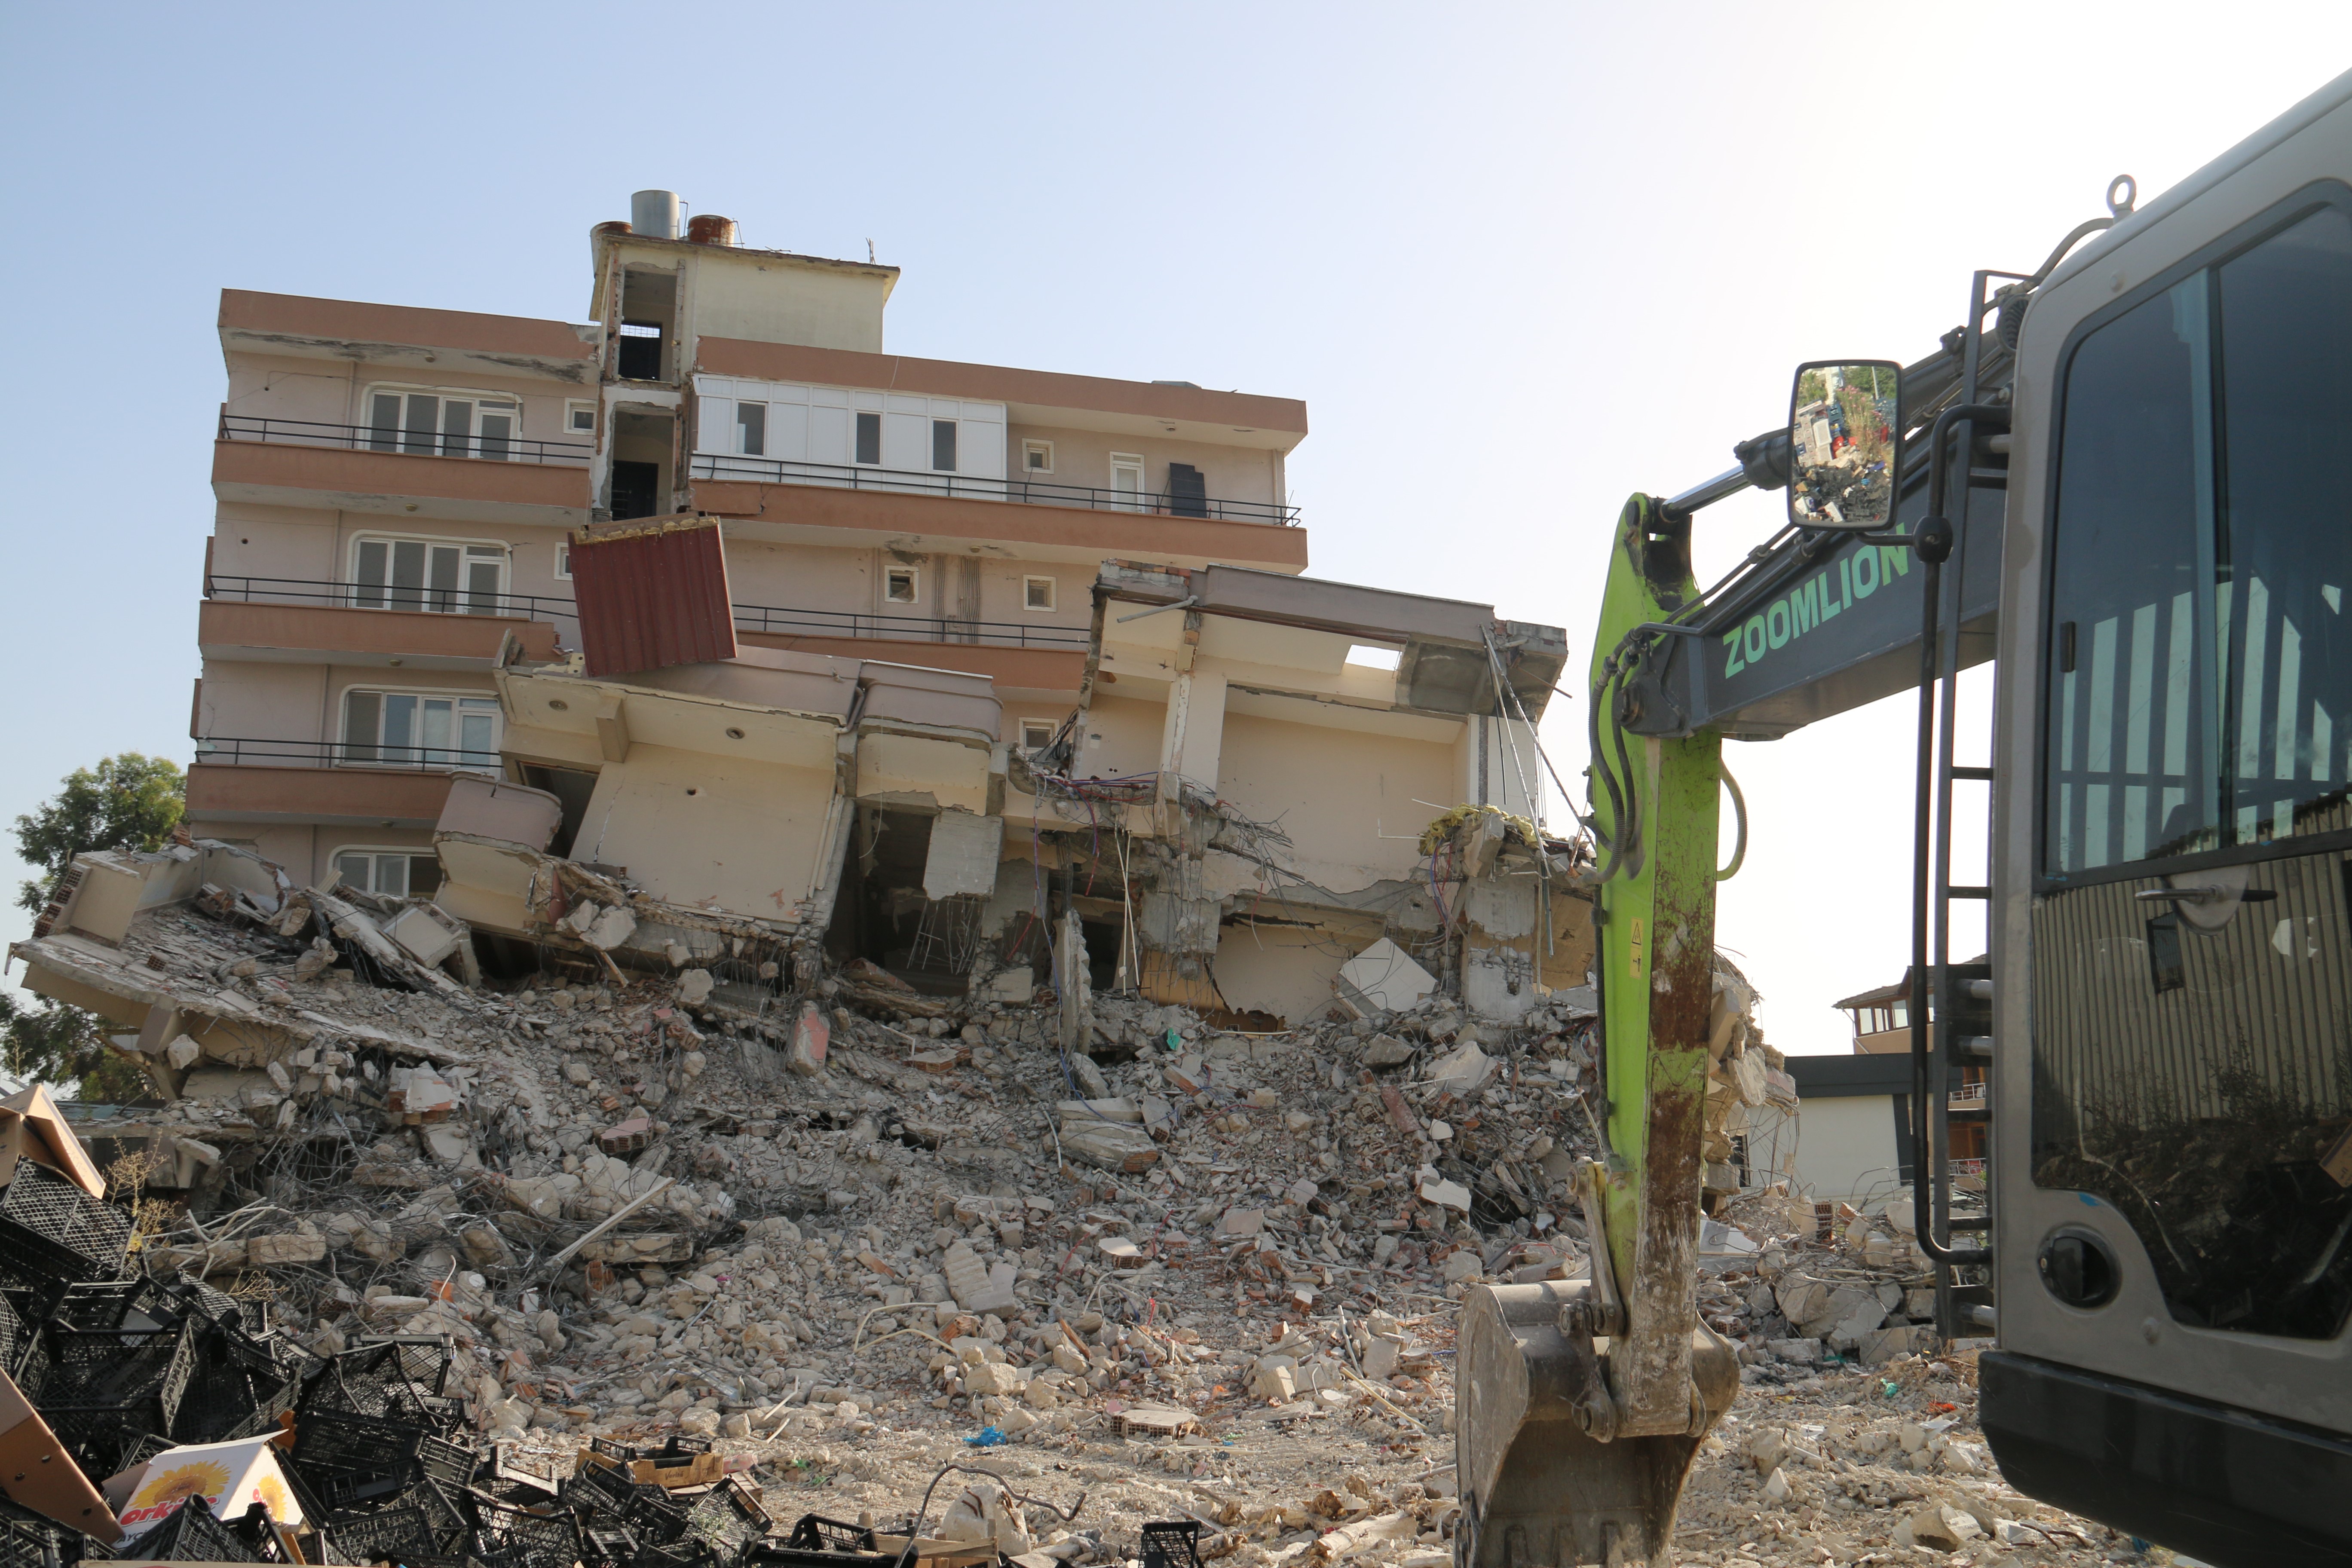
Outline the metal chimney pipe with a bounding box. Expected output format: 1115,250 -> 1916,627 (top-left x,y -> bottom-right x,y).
630,190 -> 680,241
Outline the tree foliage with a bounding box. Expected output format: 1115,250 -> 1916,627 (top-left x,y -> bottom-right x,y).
13,753 -> 186,914
0,989 -> 119,1096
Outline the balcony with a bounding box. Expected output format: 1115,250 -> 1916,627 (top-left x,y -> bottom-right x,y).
202,578 -> 566,670
1948,1081 -> 1988,1111
186,744 -> 473,829
691,453 -> 1297,525
690,458 -> 1311,573
213,416 -> 594,525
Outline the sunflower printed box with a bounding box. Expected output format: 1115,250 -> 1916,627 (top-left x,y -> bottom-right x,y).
102,1436 -> 305,1541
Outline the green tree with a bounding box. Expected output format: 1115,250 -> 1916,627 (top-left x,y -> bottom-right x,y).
0,989 -> 117,1094
13,753 -> 186,914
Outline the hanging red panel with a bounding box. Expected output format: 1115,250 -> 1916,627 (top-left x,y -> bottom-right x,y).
568,517 -> 738,677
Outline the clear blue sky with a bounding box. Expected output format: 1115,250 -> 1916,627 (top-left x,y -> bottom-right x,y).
3,4 -> 2346,1051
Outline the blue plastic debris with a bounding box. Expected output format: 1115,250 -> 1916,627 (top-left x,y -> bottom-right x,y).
964,1426 -> 1008,1448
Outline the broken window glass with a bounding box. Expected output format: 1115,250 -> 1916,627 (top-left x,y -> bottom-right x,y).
2033,194 -> 2352,1341
738,401 -> 766,457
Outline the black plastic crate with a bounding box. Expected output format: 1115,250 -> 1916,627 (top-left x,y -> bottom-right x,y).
1141,1521 -> 1204,1568
300,1335 -> 456,1427
785,1516 -> 876,1555
115,1494 -> 255,1564
565,1462 -> 689,1544
52,1277 -> 181,1332
583,1524 -> 643,1568
0,1163 -> 132,1283
476,1499 -> 583,1568
0,1493 -> 82,1568
322,1476 -> 470,1568
33,1320 -> 196,1478
634,1541 -> 720,1568
683,1479 -> 769,1558
33,1320 -> 195,1414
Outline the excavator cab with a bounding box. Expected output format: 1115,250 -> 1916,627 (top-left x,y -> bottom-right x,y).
1456,69 -> 2352,1568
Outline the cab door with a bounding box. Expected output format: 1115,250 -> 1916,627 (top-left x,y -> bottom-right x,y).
1985,97 -> 2352,1562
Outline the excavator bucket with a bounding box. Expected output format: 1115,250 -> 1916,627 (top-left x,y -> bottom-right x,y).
1456,1280 -> 1739,1568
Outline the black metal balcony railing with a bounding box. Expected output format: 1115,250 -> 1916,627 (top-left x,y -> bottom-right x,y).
730,601 -> 1089,649
219,414 -> 595,468
689,452 -> 1300,526
193,737 -> 499,772
207,575 -> 585,627
202,577 -> 1090,652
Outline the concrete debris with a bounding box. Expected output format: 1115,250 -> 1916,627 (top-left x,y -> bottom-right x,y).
0,838 -> 2128,1568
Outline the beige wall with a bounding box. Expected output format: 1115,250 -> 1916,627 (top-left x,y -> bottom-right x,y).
1789,1092 -> 1903,1207
1214,921 -> 1369,1026
197,659 -> 332,742
1070,693 -> 1166,782
1216,710 -> 1455,888
224,351 -> 588,452
682,249 -> 891,355
573,742 -> 838,916
208,502 -> 577,607
1007,422 -> 1284,511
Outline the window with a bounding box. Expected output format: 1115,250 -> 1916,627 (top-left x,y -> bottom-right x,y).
333,848 -> 441,899
2033,191 -> 2352,1341
931,419 -> 958,472
1022,439 -> 1054,474
736,401 -> 766,456
1023,575 -> 1056,612
1019,719 -> 1056,750
855,410 -> 883,466
352,538 -> 507,614
566,401 -> 597,436
2043,201 -> 2352,874
365,388 -> 519,460
554,543 -> 572,581
341,689 -> 501,769
884,567 -> 920,605
617,320 -> 664,381
1110,453 -> 1145,511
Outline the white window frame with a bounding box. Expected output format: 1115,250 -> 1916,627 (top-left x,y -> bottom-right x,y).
361,383 -> 527,460
734,398 -> 769,457
565,400 -> 598,437
1021,439 -> 1054,474
1018,719 -> 1057,750
1022,575 -> 1057,612
854,409 -> 885,467
1109,453 -> 1146,511
883,566 -> 922,606
339,686 -> 503,770
554,542 -> 573,581
329,845 -> 441,899
348,534 -> 511,615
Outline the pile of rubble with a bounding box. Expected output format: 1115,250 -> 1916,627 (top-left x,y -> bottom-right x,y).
0,840 -> 2136,1566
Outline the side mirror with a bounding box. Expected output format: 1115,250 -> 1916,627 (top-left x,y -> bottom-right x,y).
1788,360 -> 1901,530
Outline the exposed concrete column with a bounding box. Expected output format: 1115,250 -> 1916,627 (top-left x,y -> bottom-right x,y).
1158,666 -> 1226,799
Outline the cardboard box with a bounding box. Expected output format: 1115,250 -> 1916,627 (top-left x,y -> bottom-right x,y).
104,1435 -> 305,1541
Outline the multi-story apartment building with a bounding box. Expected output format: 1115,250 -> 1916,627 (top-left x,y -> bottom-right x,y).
185,191 -> 1571,1023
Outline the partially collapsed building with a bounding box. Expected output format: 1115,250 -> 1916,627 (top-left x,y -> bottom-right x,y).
182,190 -> 1582,1026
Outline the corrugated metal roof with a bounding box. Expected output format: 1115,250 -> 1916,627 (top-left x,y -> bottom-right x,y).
570,516 -> 738,678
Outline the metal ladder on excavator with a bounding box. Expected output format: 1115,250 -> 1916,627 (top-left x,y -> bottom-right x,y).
1908,266 -> 2023,1340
